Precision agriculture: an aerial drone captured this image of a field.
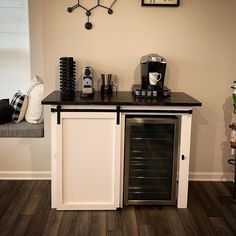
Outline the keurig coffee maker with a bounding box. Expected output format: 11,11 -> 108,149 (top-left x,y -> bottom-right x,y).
132,53 -> 170,98
141,53 -> 166,91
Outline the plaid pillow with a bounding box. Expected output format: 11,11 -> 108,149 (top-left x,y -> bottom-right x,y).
10,91 -> 28,123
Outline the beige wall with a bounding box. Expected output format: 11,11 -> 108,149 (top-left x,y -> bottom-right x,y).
0,0 -> 235,179
0,0 -> 51,178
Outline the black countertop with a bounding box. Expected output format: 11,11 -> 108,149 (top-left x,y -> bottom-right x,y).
42,91 -> 202,107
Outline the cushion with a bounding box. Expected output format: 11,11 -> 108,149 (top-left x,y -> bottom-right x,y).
25,75 -> 44,124
0,121 -> 44,137
10,91 -> 28,123
0,99 -> 14,125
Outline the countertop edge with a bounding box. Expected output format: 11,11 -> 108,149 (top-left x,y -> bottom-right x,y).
42,101 -> 202,106
41,91 -> 202,107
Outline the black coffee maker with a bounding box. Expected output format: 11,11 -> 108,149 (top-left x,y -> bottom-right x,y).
140,53 -> 167,91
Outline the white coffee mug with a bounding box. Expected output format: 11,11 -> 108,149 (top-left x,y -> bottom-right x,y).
149,72 -> 162,85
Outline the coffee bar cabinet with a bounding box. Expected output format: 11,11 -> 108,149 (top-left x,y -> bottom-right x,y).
42,91 -> 201,210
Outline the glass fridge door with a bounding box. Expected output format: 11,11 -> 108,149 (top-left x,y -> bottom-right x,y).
124,115 -> 179,205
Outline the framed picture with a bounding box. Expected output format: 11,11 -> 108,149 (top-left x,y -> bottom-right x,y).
142,0 -> 180,7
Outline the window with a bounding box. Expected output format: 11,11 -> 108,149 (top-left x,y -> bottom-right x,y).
0,0 -> 30,99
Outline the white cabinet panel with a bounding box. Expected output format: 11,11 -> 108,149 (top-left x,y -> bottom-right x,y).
57,112 -> 121,210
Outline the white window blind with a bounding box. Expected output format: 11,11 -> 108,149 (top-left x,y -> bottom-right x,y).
0,0 -> 30,99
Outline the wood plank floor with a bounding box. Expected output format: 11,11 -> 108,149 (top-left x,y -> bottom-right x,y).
0,181 -> 235,236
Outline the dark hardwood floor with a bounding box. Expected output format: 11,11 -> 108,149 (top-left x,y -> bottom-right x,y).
0,181 -> 235,236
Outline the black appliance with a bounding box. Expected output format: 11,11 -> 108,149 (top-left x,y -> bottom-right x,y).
81,66 -> 94,97
100,74 -> 112,95
124,115 -> 179,205
141,53 -> 167,91
100,74 -> 117,95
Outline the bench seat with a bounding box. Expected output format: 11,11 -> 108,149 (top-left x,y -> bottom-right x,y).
0,121 -> 44,138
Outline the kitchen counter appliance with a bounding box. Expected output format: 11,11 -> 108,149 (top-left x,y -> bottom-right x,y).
133,53 -> 168,98
141,53 -> 167,91
81,66 -> 94,97
100,73 -> 117,95
124,115 -> 179,205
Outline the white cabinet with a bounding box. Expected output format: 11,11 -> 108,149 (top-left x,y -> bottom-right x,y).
43,90 -> 201,210
53,112 -> 121,210
50,105 -> 194,210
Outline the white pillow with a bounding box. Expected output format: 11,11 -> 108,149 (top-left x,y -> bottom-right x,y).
25,75 -> 44,124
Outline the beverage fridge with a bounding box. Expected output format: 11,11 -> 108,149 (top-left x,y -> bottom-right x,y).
124,115 -> 180,205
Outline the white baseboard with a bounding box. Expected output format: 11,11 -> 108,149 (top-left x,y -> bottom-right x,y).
0,171 -> 51,180
0,171 -> 234,181
189,172 -> 234,181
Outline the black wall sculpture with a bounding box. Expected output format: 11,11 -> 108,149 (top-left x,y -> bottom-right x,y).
67,0 -> 117,30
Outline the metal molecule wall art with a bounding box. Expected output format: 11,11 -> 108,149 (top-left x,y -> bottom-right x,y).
67,0 -> 117,30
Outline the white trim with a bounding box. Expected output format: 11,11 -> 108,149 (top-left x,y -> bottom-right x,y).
51,111 -> 57,208
119,113 -> 126,207
177,114 -> 192,208
0,171 -> 233,182
189,172 -> 234,181
0,171 -> 51,180
57,204 -> 118,211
